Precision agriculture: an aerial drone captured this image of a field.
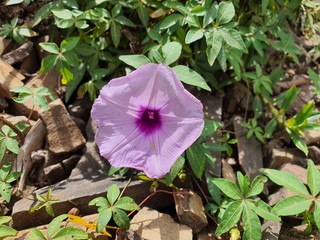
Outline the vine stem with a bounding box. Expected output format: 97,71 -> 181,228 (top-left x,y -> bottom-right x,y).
0,116 -> 25,145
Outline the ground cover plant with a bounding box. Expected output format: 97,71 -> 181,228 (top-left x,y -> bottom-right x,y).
0,0 -> 319,239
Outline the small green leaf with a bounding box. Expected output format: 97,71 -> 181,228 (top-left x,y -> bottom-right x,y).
273,196 -> 312,216
5,137 -> 19,154
251,200 -> 280,222
247,175 -> 267,197
242,204 -> 261,240
107,184 -> 120,205
47,214 -> 68,237
173,65 -> 211,91
96,208 -> 112,233
215,200 -> 243,236
165,156 -> 185,185
160,13 -> 183,29
39,42 -> 59,54
60,36 -> 80,52
28,228 -> 46,240
186,144 -> 206,179
314,201 -> 320,230
261,168 -> 310,196
53,226 -> 89,239
137,4 -> 149,28
307,159 -> 320,196
111,21 -> 121,48
119,54 -> 151,69
201,120 -> 221,137
206,28 -> 222,66
114,196 -> 140,211
0,225 -> 17,238
113,208 -> 130,230
40,55 -> 58,74
212,178 -> 242,200
52,9 -> 72,19
216,1 -> 235,25
185,29 -> 204,44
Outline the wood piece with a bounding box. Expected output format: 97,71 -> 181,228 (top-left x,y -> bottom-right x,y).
0,59 -> 25,99
1,41 -> 34,65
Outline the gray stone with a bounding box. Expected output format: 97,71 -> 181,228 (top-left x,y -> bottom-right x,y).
39,98 -> 86,155
222,158 -> 236,183
233,116 -> 263,179
303,129 -> 320,145
269,148 -> 307,169
262,220 -> 281,240
308,146 -> 320,164
280,163 -> 307,184
130,207 -> 193,240
174,189 -> 208,233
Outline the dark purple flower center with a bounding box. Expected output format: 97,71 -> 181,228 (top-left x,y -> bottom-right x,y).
137,108 -> 161,135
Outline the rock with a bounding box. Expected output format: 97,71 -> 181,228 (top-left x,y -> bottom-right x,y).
67,94 -> 93,122
268,148 -> 307,169
0,95 -> 8,110
20,47 -> 39,74
268,187 -> 294,206
39,98 -> 86,155
308,146 -> 320,164
1,41 -> 33,65
261,220 -> 281,240
130,207 -> 193,240
173,189 -> 208,233
0,58 -> 24,99
43,155 -> 81,185
233,116 -> 263,178
303,129 -> 320,145
222,158 -> 236,183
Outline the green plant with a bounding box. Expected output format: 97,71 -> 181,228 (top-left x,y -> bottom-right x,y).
207,172 -> 280,239
0,125 -> 20,162
29,214 -> 89,240
261,160 -> 320,233
29,188 -> 60,217
0,163 -> 21,203
5,0 -> 34,5
89,184 -> 139,232
0,216 -> 18,238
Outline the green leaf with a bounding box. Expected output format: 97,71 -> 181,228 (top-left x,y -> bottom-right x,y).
47,214 -> 68,238
160,13 -> 183,29
273,196 -> 312,216
247,175 -> 267,197
206,173 -> 221,204
294,102 -> 315,126
173,65 -> 211,91
260,168 -> 310,196
39,42 -> 60,54
66,62 -> 86,102
115,16 -> 135,27
185,29 -> 204,44
114,196 -> 140,211
186,144 -> 206,179
314,201 -> 320,230
219,29 -> 246,52
215,200 -> 243,236
286,129 -> 308,156
251,200 -> 280,222
60,37 -> 80,52
0,182 -> 12,202
242,203 -> 261,240
137,4 -> 149,28
5,137 -> 19,154
52,9 -> 72,19
0,225 -> 17,238
32,1 -> 63,26
237,172 -> 250,197
107,184 -> 120,205
162,41 -> 182,65
165,156 -> 185,185
119,54 -> 151,69
212,178 -> 242,200
111,21 -> 121,48
96,208 -> 112,233
6,0 -> 24,5
206,28 -> 222,66
40,55 -> 58,74
59,67 -> 74,85
113,208 -> 130,230
201,120 -> 221,137
28,228 -> 46,240
307,159 -> 320,196
53,227 -> 88,239
216,1 -> 235,25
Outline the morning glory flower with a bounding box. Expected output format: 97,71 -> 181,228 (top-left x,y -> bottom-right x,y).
91,63 -> 204,179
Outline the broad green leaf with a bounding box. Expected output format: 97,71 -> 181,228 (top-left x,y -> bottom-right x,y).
286,129 -> 308,156
279,86 -> 299,112
111,21 -> 121,48
242,204 -> 261,240
107,184 -> 120,205
115,16 -> 135,27
47,214 -> 68,238
215,200 -> 243,236
186,144 -> 206,179
0,225 -> 17,238
62,52 -> 78,66
237,172 -> 250,197
217,45 -> 227,71
201,120 -> 221,137
294,102 -> 315,126
206,173 -> 221,204
96,208 -> 112,233
119,55 -> 151,69
39,42 -> 59,54
6,172 -> 21,183
261,168 -> 309,196
212,178 -> 242,200
114,196 -> 140,211
251,200 -> 280,222
60,37 -> 80,52
307,159 -> 320,196
10,86 -> 33,94
203,2 -> 217,27
52,9 -> 72,19
216,1 -> 235,25
137,4 -> 149,28
219,29 -> 245,51
5,138 -> 19,154
40,55 -> 58,74
162,41 -> 182,65
53,227 -> 88,239
160,13 -> 183,29
113,208 -> 130,230
185,29 -> 204,44
0,182 -> 11,202
66,62 -> 86,102
28,228 -> 46,240
0,216 -> 11,225
273,196 -> 311,216
165,156 -> 185,185
247,175 -> 267,197
6,0 -> 23,5
314,201 -> 320,230
173,65 -> 211,91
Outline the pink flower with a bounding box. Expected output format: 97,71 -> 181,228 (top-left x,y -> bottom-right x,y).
91,63 -> 204,179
